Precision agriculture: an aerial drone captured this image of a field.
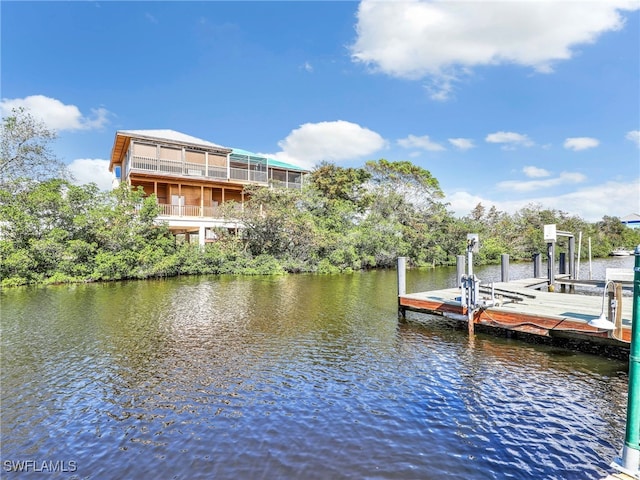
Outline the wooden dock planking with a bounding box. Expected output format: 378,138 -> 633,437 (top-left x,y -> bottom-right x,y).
399,278 -> 632,344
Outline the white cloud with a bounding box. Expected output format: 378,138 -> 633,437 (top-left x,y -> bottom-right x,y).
446,191 -> 490,217
302,61 -> 313,73
523,166 -> 550,178
497,171 -> 586,192
350,1 -> 638,100
145,12 -> 158,24
398,134 -> 445,151
0,95 -> 110,132
446,178 -> 639,222
448,138 -> 475,151
268,120 -> 387,169
68,159 -> 113,191
563,137 -> 599,151
424,71 -> 461,101
626,130 -> 640,147
485,131 -> 534,149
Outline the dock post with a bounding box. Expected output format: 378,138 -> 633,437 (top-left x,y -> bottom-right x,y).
547,242 -> 555,291
456,255 -> 465,287
568,236 -> 576,293
501,254 -> 509,283
559,253 -> 566,293
615,245 -> 640,475
397,257 -> 407,321
533,253 -> 542,278
559,252 -> 566,275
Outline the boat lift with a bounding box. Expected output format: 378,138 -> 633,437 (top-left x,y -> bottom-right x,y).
459,234 -> 482,334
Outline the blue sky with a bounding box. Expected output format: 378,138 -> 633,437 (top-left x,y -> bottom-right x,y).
2,1 -> 639,221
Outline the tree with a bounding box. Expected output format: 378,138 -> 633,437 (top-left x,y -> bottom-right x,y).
0,180 -> 177,284
361,159 -> 451,266
0,107 -> 68,189
470,202 -> 486,222
240,186 -> 320,267
310,161 -> 372,206
365,159 -> 444,204
0,179 -> 105,282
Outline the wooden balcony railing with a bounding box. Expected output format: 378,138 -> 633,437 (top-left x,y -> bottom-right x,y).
157,203 -> 242,219
131,155 -> 269,185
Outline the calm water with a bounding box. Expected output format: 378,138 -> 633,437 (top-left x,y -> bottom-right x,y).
1,257 -> 634,479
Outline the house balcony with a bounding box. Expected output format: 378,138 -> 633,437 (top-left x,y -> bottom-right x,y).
128,155 -> 302,188
157,203 -> 242,219
129,155 -> 269,185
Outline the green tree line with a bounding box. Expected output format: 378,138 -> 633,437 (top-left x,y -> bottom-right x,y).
2,108 -> 638,286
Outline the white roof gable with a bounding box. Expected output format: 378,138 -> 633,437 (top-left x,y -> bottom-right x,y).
119,129 -> 229,150
621,213 -> 640,222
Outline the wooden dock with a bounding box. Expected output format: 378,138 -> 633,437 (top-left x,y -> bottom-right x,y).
399,277 -> 633,349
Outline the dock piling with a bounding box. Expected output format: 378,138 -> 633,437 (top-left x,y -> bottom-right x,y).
533,253 -> 542,279
456,255 -> 465,287
397,257 -> 407,321
501,254 -> 509,283
568,235 -> 576,288
559,252 -> 566,275
547,242 -> 555,291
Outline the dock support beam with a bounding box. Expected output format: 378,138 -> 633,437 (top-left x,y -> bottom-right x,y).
397,257 -> 407,321
614,245 -> 640,475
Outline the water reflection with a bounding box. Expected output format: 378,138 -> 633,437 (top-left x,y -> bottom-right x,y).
0,262 -> 629,479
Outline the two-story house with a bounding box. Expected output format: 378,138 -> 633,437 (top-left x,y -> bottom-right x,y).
108,129 -> 308,245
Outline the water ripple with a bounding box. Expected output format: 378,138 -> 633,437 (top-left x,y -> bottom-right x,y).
1,273 -> 629,479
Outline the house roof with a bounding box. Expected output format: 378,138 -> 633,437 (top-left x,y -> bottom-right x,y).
231,148 -> 269,161
231,148 -> 308,172
110,129 -> 232,171
267,158 -> 308,172
118,129 -> 229,150
109,129 -> 309,173
621,213 -> 640,223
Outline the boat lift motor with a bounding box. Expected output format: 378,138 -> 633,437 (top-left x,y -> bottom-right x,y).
460,273 -> 480,312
